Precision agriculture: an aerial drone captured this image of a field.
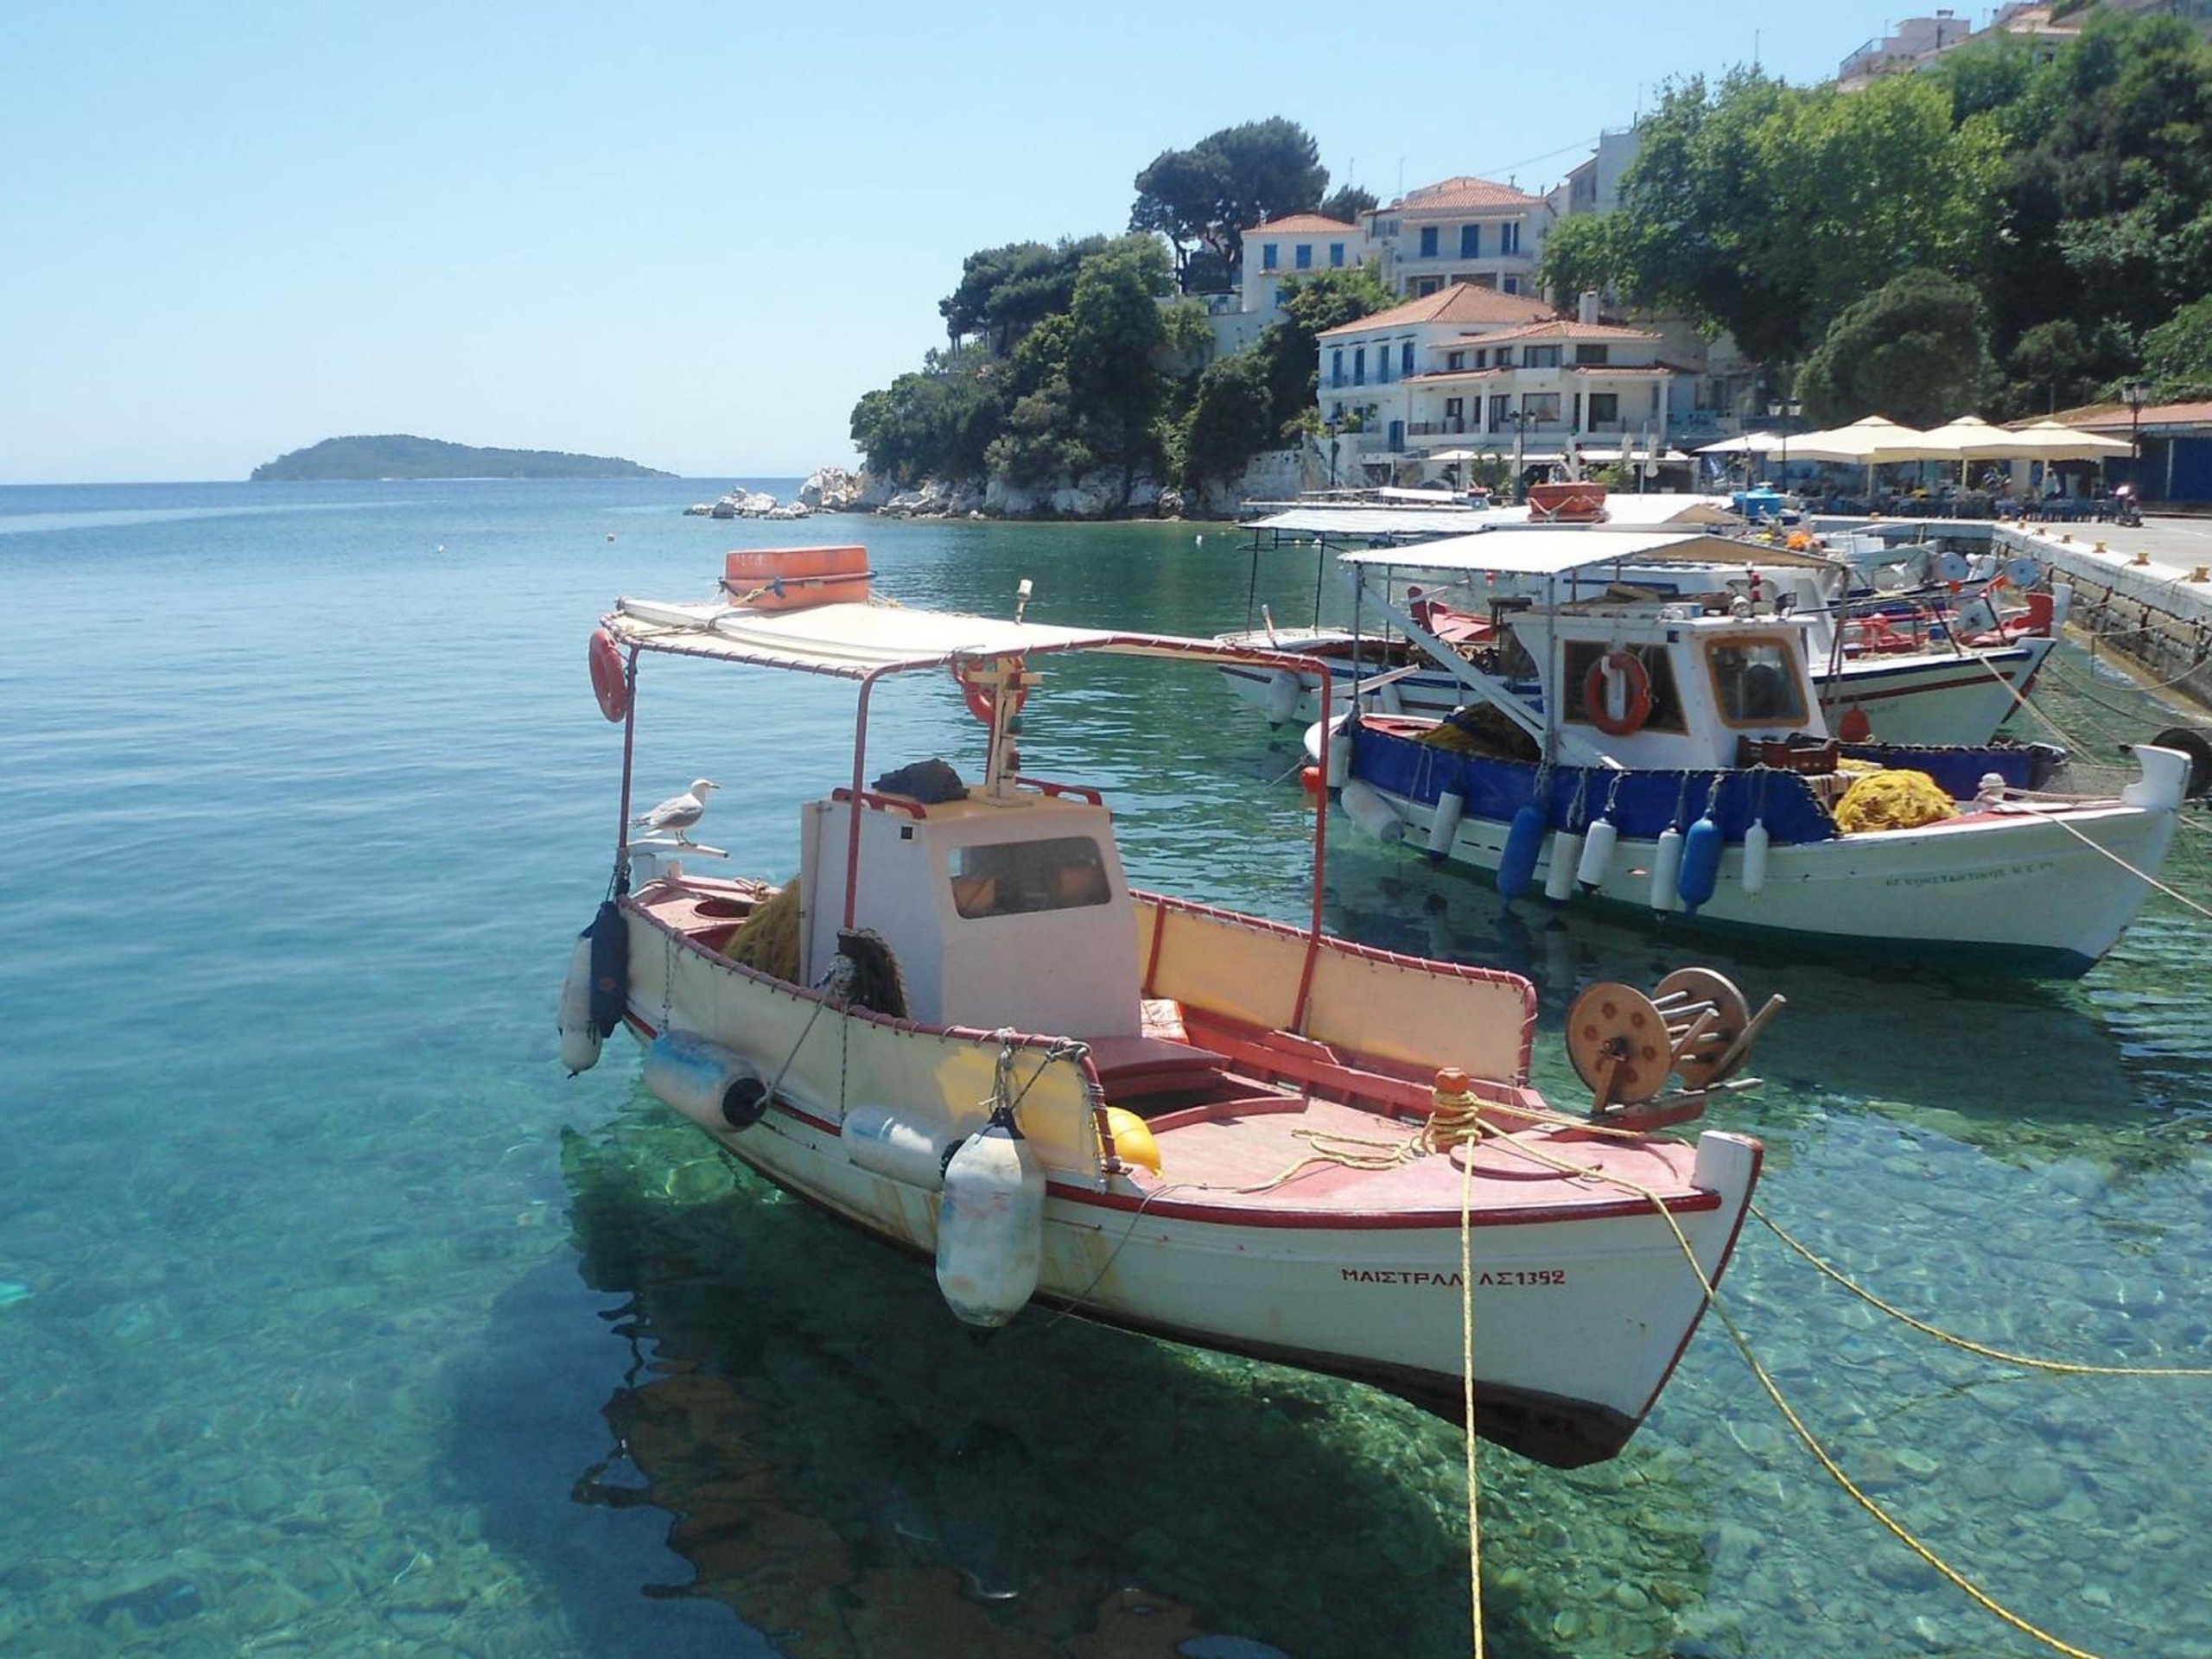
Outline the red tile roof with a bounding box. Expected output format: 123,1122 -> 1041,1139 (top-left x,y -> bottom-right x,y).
1386,176 -> 1548,215
1458,320 -> 1661,346
2044,400 -> 2212,431
1248,213 -> 1362,235
1318,285 -> 1558,339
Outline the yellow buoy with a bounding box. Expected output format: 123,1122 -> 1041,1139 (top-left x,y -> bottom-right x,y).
1103,1106 -> 1161,1174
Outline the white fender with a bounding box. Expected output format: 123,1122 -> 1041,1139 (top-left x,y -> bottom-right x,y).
642,1032 -> 767,1132
1263,669 -> 1305,727
842,1104 -> 955,1189
1741,821 -> 1770,896
1426,788 -> 1465,860
1341,779 -> 1405,843
1576,817 -> 1618,890
1301,717 -> 1353,789
936,1117 -> 1046,1327
557,934 -> 602,1075
1544,830 -> 1584,902
1650,826 -> 1684,912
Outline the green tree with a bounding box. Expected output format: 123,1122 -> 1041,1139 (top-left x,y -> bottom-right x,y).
1796,270 -> 1993,427
1181,351 -> 1278,486
938,238 -> 1109,356
1599,70 -> 1999,364
1131,118 -> 1329,287
2138,295 -> 2212,398
1319,185 -> 1377,223
2003,317 -> 2133,414
1536,214 -> 1621,308
849,355 -> 1007,485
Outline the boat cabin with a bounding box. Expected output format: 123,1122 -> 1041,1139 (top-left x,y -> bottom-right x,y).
799,785 -> 1141,1039
1507,602 -> 1830,772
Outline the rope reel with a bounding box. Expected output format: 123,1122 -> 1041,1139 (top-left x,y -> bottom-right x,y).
1566,967 -> 1786,1122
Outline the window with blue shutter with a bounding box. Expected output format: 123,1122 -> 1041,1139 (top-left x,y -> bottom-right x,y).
1460,224 -> 1479,258
1420,226 -> 1439,257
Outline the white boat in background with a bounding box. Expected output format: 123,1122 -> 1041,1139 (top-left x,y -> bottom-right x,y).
556,545 -> 1771,1467
1218,505 -> 2060,747
1306,531 -> 2190,977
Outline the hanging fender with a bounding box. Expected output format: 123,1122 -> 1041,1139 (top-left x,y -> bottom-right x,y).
588,629 -> 629,723
1584,650 -> 1653,737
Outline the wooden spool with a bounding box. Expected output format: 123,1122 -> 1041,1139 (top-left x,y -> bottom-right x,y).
1566,982 -> 1674,1109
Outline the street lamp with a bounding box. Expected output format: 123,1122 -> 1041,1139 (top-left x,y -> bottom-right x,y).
1503,407 -> 1540,502
2123,379 -> 2151,488
1768,397 -> 1802,494
1325,416 -> 1340,491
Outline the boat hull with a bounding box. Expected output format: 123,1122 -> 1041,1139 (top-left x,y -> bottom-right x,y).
619,908 -> 1760,1467
1351,747 -> 2177,975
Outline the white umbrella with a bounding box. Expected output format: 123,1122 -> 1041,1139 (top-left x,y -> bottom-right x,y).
1782,416 -> 1950,463
2003,420 -> 2133,460
1695,431 -> 1784,454
1427,448 -> 1484,462
1915,415 -> 2032,460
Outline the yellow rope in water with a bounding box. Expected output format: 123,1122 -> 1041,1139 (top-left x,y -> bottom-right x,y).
2010,798 -> 2212,923
1753,1206 -> 2212,1376
1459,1147 -> 1484,1659
1484,1132 -> 2106,1659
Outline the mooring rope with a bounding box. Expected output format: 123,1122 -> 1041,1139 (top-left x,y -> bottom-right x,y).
1478,1131 -> 2107,1659
1752,1206 -> 2212,1377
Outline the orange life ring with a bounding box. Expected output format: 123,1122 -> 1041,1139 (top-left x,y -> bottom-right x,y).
953,657 -> 1029,726
1583,650 -> 1653,737
588,628 -> 629,723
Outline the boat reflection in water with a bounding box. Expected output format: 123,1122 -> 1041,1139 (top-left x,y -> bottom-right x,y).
553,1106 -> 1728,1659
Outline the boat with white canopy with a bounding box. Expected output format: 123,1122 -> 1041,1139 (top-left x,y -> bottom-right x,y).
1221,514 -> 2059,747
554,545 -> 1770,1467
1304,530 -> 2190,976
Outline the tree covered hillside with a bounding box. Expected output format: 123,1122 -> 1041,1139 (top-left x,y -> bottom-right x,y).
1541,8 -> 2212,420
849,120 -> 1388,511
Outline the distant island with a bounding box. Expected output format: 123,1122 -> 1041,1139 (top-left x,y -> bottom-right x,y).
250,435 -> 673,480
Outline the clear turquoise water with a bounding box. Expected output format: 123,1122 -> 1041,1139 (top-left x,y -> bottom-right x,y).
3,479 -> 2209,1658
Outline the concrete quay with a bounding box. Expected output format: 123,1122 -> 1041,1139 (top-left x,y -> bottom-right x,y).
1999,518 -> 2212,709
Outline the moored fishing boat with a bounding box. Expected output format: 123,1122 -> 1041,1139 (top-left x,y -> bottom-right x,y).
1217,510 -> 2059,747
1306,531 -> 2192,976
555,544 -> 1771,1467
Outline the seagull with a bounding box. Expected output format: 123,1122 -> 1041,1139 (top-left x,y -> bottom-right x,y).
632,779 -> 717,843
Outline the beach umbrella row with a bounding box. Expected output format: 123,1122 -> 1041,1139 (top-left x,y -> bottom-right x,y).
1696,415 -> 2131,464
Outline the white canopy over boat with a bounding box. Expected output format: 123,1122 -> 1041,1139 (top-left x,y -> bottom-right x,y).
610,596 -> 1239,678
1247,494 -> 1741,540
1339,528 -> 1835,579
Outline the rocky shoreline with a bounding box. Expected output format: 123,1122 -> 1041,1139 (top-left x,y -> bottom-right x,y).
794,447 -> 1308,523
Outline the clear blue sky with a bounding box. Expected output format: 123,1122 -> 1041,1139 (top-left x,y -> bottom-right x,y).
3,1 -> 1922,482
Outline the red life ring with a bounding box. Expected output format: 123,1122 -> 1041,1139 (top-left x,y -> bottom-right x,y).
588,628 -> 629,723
1583,650 -> 1653,737
953,657 -> 1029,726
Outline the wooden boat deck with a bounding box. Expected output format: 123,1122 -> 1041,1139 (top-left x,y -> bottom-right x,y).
1131,1094 -> 1706,1223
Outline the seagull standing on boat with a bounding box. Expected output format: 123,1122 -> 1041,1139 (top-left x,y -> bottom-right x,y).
633,779 -> 717,843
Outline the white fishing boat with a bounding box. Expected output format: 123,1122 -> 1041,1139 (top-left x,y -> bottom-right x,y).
1306,531 -> 2190,976
1219,521 -> 2057,747
556,545 -> 1771,1468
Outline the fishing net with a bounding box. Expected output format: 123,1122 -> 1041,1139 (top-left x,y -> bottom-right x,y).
1417,704 -> 1540,762
728,880 -> 803,981
1833,769 -> 1957,835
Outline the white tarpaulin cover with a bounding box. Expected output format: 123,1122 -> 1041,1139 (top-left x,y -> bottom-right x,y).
609,597 -> 1160,677
1339,528 -> 1835,576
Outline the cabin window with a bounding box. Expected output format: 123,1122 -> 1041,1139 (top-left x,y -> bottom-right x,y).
1560,640 -> 1688,734
948,836 -> 1112,918
1705,637 -> 1808,727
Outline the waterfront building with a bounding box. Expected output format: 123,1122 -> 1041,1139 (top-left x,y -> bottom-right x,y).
1243,213 -> 1370,315
1316,289 -> 1679,485
1359,176 -> 1554,300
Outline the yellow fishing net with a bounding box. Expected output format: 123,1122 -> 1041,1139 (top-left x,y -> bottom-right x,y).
728,880 -> 803,981
1833,769 -> 1957,835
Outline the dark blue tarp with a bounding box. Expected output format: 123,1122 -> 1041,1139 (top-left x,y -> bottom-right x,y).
1345,724 -> 2050,846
